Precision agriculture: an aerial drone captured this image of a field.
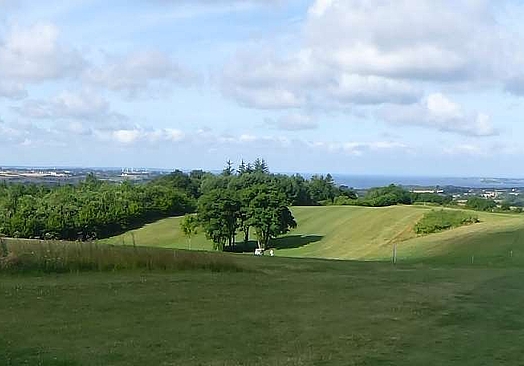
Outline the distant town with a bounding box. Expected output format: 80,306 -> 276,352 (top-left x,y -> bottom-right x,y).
0,167 -> 166,185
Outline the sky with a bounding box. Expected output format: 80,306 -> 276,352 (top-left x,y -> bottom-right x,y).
2,0 -> 524,176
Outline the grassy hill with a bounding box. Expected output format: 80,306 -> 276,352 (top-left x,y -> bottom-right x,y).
5,206 -> 524,364
101,205 -> 524,265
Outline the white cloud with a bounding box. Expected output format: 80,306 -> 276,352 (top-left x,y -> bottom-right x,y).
443,144 -> 485,156
220,0 -> 523,127
265,113 -> 318,131
112,129 -> 141,144
379,93 -> 497,137
329,74 -> 421,105
13,90 -> 127,123
0,81 -> 27,99
105,127 -> 185,145
85,51 -> 197,98
313,140 -> 409,156
0,23 -> 84,83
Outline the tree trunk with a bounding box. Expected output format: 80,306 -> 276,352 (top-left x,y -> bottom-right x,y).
244,226 -> 249,245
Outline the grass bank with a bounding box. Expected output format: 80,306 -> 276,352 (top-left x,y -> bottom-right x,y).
1,239 -> 244,274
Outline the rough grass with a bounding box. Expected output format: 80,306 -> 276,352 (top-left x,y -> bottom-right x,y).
2,259 -> 524,365
1,239 -> 245,274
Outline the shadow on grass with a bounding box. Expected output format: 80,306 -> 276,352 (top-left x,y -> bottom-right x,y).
224,235 -> 323,253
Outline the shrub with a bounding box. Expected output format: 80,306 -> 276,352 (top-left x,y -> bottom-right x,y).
465,197 -> 497,212
414,210 -> 479,235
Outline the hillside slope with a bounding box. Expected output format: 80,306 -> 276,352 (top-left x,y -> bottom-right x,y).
101,206 -> 524,264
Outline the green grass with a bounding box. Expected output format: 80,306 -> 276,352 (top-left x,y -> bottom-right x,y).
1,239 -> 244,274
5,206 -> 524,364
3,258 -> 524,365
101,205 -> 524,264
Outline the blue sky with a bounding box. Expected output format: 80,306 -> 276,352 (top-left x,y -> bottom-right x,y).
2,0 -> 524,176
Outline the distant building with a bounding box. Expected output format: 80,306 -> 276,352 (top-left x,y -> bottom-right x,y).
411,189 -> 444,194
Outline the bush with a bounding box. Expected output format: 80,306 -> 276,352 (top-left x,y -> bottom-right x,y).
465,197 -> 497,212
414,210 -> 479,234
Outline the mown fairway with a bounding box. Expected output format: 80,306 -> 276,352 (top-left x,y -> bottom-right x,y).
102,205 -> 524,265
3,257 -> 524,365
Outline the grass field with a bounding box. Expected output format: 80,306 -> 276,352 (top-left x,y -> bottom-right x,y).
3,256 -> 524,365
101,205 -> 524,265
4,205 -> 524,365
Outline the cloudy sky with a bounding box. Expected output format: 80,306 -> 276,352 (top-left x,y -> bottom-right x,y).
2,0 -> 524,176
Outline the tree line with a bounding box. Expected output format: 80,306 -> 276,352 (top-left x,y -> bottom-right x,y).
331,184 -> 452,207
1,158 -> 474,245
0,173 -> 198,240
0,160 -> 353,242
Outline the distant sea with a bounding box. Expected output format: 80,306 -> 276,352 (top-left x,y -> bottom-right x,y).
324,175 -> 524,189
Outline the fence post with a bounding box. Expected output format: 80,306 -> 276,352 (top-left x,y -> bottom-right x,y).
392,243 -> 397,264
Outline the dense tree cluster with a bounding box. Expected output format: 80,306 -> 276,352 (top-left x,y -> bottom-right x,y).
465,197 -> 497,212
197,160 -> 298,250
0,173 -> 199,240
332,184 -> 452,207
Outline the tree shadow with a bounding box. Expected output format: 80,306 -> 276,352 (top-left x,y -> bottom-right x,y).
224,235 -> 323,253
271,235 -> 323,249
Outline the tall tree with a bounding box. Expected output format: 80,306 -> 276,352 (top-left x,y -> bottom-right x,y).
222,160 -> 235,176
197,188 -> 240,250
246,184 -> 296,249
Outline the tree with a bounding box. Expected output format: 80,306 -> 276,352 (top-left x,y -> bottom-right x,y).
466,197 -> 497,212
180,214 -> 198,249
222,160 -> 234,176
197,188 -> 240,250
253,158 -> 269,174
237,160 -> 247,175
500,201 -> 512,211
246,184 -> 296,249
308,174 -> 337,203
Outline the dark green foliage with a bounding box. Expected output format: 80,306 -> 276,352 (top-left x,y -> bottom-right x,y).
244,183 -> 297,249
150,169 -> 205,198
331,185 -> 452,208
500,201 -> 512,211
466,197 -> 497,211
415,209 -> 479,234
0,175 -> 196,240
197,159 -> 297,250
222,160 -> 235,176
412,192 -> 453,205
365,184 -> 412,206
334,184 -> 414,207
308,173 -> 337,203
198,188 -> 241,250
